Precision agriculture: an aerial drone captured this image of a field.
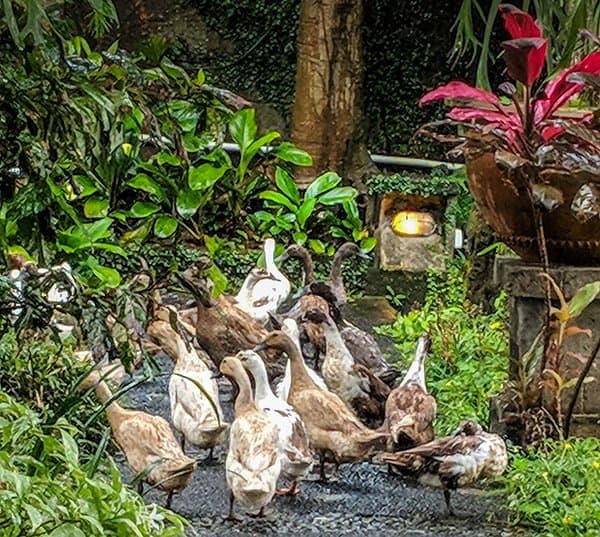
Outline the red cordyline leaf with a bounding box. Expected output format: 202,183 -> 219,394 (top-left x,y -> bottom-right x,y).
419,80 -> 501,107
499,4 -> 542,39
502,37 -> 548,87
447,107 -> 521,128
534,50 -> 600,123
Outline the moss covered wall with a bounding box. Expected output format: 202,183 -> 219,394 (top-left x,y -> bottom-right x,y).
123,0 -> 496,159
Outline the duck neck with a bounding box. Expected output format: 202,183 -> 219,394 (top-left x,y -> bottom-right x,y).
232,367 -> 256,415
264,240 -> 277,274
295,248 -> 315,286
401,347 -> 426,389
249,361 -> 275,401
329,252 -> 347,302
285,340 -> 317,389
94,379 -> 125,422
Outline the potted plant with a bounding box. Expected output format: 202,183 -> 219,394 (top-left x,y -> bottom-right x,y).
419,4 -> 600,266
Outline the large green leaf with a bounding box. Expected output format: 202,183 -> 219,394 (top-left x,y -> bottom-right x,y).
259,191 -> 297,212
188,164 -> 227,191
275,167 -> 300,204
156,151 -> 181,166
83,197 -> 109,218
154,215 -> 178,238
297,197 -> 317,228
49,524 -> 86,537
73,175 -> 98,197
128,173 -> 166,201
305,171 -> 341,199
86,256 -> 121,288
568,281 -> 600,318
176,190 -> 204,218
130,201 -> 160,218
318,186 -> 357,205
229,108 -> 257,151
276,142 -> 313,166
84,217 -> 114,243
309,239 -> 326,254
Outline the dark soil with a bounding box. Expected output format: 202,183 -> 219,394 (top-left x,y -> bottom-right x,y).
120,354 -> 514,537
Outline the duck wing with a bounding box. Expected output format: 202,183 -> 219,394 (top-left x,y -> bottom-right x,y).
386,384 -> 436,448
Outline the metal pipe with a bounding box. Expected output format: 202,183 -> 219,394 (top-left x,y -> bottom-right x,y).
216,143 -> 464,171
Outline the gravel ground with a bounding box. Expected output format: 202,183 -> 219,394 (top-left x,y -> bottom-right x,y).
119,354 -> 514,537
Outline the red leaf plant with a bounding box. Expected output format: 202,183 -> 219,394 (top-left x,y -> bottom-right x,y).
418,4 -> 600,161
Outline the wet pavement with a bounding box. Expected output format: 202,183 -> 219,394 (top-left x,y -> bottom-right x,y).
119,354 -> 513,537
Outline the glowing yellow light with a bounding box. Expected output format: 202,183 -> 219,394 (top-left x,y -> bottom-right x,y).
391,211 -> 437,237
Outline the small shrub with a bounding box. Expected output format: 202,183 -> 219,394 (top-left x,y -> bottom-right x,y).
0,391 -> 187,536
503,439 -> 600,536
378,258 -> 509,434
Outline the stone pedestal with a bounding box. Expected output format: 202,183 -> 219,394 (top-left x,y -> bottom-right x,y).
494,257 -> 600,437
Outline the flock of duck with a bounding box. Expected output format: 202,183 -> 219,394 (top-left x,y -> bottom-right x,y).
80,239 -> 508,521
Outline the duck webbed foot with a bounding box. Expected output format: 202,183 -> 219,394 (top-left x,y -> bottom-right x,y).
276,480 -> 300,496
247,506 -> 268,518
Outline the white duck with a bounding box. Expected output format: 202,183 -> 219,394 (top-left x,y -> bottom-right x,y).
238,350 -> 313,496
276,318 -> 328,401
220,356 -> 281,520
148,317 -> 228,459
235,238 -> 291,324
375,420 -> 508,516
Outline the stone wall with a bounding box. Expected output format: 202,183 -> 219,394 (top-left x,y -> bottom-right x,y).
495,257 -> 600,437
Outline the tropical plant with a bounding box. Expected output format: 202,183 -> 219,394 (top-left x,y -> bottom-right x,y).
504,275 -> 600,442
252,169 -> 374,254
452,0 -> 600,90
378,258 -> 509,435
0,391 -> 187,536
503,438 -> 600,536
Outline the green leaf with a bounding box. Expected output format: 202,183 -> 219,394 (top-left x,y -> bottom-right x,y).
188,163 -> 227,190
130,201 -> 160,218
308,239 -> 326,254
154,215 -> 178,238
83,197 -> 109,218
305,172 -> 341,199
343,199 -> 360,220
229,108 -> 257,151
73,175 -> 98,197
276,142 -> 313,166
86,256 -> 121,288
84,217 -> 114,242
293,231 -> 307,245
121,222 -> 151,243
361,236 -> 377,252
259,191 -> 297,212
176,190 -> 203,218
128,174 -> 166,201
568,281 -> 600,318
156,151 -> 181,166
49,524 -> 86,537
253,210 -> 275,223
206,264 -> 228,297
297,197 -> 317,228
25,505 -> 45,532
60,429 -> 79,465
196,69 -> 206,85
275,167 -> 300,204
93,242 -> 128,257
318,186 -> 357,205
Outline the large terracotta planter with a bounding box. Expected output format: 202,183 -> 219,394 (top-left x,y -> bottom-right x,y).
466,150 -> 600,265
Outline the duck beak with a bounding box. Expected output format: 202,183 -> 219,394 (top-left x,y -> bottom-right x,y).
253,342 -> 267,353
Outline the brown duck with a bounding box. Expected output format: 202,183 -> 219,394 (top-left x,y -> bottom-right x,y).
177,263 -> 283,378
384,333 -> 436,450
375,420 -> 508,516
254,331 -> 388,480
80,369 -> 195,508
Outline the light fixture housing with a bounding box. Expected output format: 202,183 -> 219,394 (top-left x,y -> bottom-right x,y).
391,210 -> 437,237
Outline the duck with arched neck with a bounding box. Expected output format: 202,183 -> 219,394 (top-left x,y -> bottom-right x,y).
384,333 -> 436,451
220,356 -> 281,520
328,242 -> 367,305
237,350 -> 312,496
234,238 -> 291,324
254,331 -> 389,481
80,369 -> 195,508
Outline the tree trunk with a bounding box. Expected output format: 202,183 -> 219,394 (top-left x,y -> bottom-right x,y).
291,0 -> 372,188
